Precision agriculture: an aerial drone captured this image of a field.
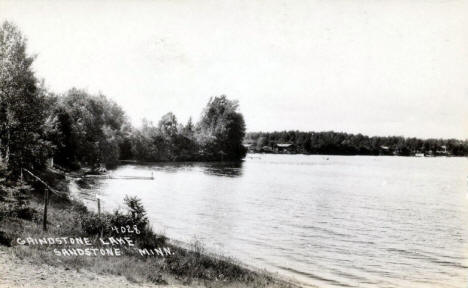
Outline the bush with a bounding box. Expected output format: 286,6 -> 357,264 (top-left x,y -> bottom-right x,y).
79,196 -> 166,249
135,225 -> 167,249
0,231 -> 12,247
80,213 -> 111,236
14,207 -> 38,221
71,200 -> 88,214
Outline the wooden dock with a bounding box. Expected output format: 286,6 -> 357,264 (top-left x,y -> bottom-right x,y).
84,172 -> 154,180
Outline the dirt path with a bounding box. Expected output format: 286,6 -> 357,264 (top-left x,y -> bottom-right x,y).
0,248 -> 188,288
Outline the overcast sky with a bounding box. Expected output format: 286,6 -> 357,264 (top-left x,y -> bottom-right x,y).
1,0 -> 467,139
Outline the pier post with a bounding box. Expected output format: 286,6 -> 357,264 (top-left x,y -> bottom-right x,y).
97,197 -> 103,237
43,188 -> 49,231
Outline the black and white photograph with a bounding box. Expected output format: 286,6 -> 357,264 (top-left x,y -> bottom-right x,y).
0,0 -> 467,287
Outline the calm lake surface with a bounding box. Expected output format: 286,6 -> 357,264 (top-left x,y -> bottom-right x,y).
79,155 -> 468,287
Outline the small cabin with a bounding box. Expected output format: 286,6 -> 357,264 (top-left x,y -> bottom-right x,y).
275,143 -> 294,153
243,143 -> 256,153
436,145 -> 448,155
379,145 -> 392,155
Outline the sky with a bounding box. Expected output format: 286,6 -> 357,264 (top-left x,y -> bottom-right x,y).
1,0 -> 467,139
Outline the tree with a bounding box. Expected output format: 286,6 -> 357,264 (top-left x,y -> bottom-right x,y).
158,112 -> 178,139
196,95 -> 247,161
50,88 -> 130,169
182,117 -> 195,137
0,21 -> 51,175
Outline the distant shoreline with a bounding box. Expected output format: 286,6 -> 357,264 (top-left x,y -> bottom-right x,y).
245,131 -> 468,157
245,151 -> 466,157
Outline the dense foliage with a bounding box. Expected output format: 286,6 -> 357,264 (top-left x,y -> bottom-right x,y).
46,92 -> 246,168
196,96 -> 247,161
129,96 -> 247,162
46,88 -> 131,169
245,131 -> 468,156
0,21 -> 247,176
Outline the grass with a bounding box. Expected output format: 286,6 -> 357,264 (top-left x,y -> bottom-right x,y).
0,175 -> 299,288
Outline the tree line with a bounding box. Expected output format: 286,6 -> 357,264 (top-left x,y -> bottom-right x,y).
245,131 -> 468,156
0,21 -> 247,178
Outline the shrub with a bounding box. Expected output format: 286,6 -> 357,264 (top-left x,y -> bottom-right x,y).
80,213 -> 111,236
80,196 -> 166,249
0,231 -> 12,247
134,225 -> 166,249
14,207 -> 38,221
123,195 -> 148,226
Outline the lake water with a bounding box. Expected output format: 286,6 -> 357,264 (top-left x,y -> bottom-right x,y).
79,154 -> 468,287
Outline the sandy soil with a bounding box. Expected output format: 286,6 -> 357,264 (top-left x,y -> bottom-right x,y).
0,248 -> 188,288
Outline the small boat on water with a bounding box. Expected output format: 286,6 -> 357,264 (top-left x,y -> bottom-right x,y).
415,153 -> 425,157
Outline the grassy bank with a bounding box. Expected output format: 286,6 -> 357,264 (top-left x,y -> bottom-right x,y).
0,170 -> 299,288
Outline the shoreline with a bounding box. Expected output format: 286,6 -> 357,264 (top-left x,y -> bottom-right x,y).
0,168 -> 301,288
245,152 -> 466,158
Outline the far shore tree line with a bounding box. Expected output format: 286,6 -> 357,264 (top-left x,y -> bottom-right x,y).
0,21 -> 247,179
245,131 -> 468,156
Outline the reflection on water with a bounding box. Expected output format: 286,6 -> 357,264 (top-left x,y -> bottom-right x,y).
122,161 -> 244,177
81,155 -> 468,288
199,161 -> 244,177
